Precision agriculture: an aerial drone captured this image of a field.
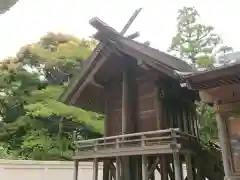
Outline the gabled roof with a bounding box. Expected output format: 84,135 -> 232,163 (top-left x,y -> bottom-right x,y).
91,18 -> 192,73
59,17 -> 193,104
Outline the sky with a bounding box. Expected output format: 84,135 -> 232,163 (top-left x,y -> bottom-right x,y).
0,0 -> 239,59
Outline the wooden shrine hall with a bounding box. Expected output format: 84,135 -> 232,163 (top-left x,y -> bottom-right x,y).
60,15 -> 224,180
185,62 -> 240,180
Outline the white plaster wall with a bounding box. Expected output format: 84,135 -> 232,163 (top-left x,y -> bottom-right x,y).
0,159 -> 103,180
0,159 -> 188,180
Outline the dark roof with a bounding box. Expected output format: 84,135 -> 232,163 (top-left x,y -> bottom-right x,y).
59,17 -> 193,104
92,19 -> 192,72
184,62 -> 240,90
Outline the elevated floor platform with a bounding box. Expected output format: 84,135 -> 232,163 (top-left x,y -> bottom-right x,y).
73,129 -> 199,160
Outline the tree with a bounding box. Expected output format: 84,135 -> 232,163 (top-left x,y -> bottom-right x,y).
168,7 -> 233,142
0,33 -> 103,160
169,6 -> 222,69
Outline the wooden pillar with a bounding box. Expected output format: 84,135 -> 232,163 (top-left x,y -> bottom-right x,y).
160,156 -> 168,180
142,155 -> 148,180
173,152 -> 182,180
186,155 -> 194,180
103,91 -> 110,180
122,71 -> 128,135
154,86 -> 161,129
103,161 -> 110,180
216,112 -> 232,177
136,157 -> 142,180
183,106 -> 194,180
74,160 -> 79,180
93,158 -> 98,180
116,157 -> 121,180
121,71 -> 130,180
155,85 -> 168,180
104,92 -> 108,136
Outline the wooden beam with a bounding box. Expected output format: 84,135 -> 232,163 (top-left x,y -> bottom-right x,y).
71,8 -> 142,105
70,50 -> 111,105
120,8 -> 142,34
148,157 -> 157,180
218,101 -> 240,113
126,31 -> 140,39
109,162 -> 116,180
155,165 -> 161,174
93,158 -> 98,180
73,160 -> 79,180
148,157 -> 160,179
143,41 -> 150,46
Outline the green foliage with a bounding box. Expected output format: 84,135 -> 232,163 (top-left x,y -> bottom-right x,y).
169,7 -> 231,142
169,6 -> 222,68
0,32 -> 102,160
197,104 -> 219,142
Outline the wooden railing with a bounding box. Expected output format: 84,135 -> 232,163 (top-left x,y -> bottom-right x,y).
74,128 -> 197,153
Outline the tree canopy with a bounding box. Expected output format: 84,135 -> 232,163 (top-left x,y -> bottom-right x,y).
169,6 -> 233,142
169,6 -> 232,69
0,32 -> 102,160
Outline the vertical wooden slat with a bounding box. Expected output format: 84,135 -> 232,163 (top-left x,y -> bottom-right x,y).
142,155 -> 148,180
73,160 -> 79,180
104,90 -> 108,137
179,160 -> 184,180
169,103 -> 174,128
188,104 -> 194,135
167,163 -> 175,180
154,86 -> 161,130
160,156 -> 168,180
116,157 -> 121,180
173,152 -> 182,180
122,71 -> 128,135
186,155 -> 194,180
103,160 -> 110,180
193,104 -> 199,138
93,158 -> 98,180
183,105 -> 188,133
191,105 -> 196,136
185,104 -> 190,134
136,157 -> 142,180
